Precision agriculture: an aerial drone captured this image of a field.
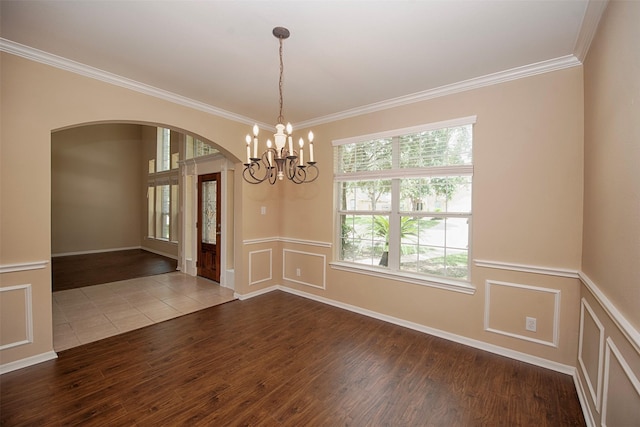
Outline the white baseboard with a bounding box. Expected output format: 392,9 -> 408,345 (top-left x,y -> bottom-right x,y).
52,246 -> 179,262
0,351 -> 57,375
235,285 -> 278,301
52,246 -> 141,257
140,247 -> 178,261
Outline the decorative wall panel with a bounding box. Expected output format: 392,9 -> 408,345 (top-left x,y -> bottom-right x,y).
602,338 -> 640,427
283,249 -> 326,290
484,280 -> 560,347
248,249 -> 272,286
0,284 -> 33,350
578,298 -> 605,413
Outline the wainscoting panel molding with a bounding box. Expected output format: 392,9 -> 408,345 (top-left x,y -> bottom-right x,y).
243,236 -> 332,248
248,249 -> 272,286
601,337 -> 640,427
474,259 -> 579,278
579,271 -> 640,353
0,284 -> 33,351
484,280 -> 560,347
578,298 -> 605,413
279,237 -> 332,248
282,249 -> 326,290
0,261 -> 48,274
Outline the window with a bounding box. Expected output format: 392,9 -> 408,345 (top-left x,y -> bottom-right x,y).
156,184 -> 170,240
148,127 -> 180,243
334,116 -> 475,286
147,178 -> 179,242
157,128 -> 171,172
185,135 -> 219,159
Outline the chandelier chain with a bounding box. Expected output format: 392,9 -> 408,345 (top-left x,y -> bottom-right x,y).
278,37 -> 285,125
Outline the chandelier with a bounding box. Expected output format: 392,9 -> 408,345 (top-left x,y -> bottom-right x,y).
243,27 -> 318,185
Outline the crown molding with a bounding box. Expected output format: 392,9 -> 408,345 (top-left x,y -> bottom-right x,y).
296,55 -> 582,128
0,38 -> 259,127
2,38 -> 580,130
573,0 -> 609,62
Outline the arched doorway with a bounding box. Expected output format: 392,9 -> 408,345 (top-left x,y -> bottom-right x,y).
50,122 -> 237,351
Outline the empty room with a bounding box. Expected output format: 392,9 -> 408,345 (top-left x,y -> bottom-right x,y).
1,1 -> 638,425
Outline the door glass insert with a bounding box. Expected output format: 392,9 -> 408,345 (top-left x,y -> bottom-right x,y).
202,181 -> 217,244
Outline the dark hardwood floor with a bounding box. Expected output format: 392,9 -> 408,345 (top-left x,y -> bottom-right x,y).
52,249 -> 178,291
0,291 -> 586,426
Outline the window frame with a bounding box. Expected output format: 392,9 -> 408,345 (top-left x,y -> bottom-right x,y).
331,116 -> 476,294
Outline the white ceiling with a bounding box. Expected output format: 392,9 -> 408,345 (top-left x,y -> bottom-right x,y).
0,0 -> 604,128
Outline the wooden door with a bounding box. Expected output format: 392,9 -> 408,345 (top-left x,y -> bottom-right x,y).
197,173 -> 221,282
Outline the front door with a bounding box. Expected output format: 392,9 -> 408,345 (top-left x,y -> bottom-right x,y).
197,173 -> 221,282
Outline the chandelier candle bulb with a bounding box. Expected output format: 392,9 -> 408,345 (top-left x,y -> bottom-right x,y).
245,135 -> 251,163
308,131 -> 315,162
299,138 -> 304,165
286,123 -> 293,154
252,125 -> 259,158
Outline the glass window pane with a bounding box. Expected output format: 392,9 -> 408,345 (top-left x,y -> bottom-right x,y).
445,217 -> 469,250
336,139 -> 392,174
399,216 -> 469,280
339,214 -> 388,267
399,124 -> 472,168
340,180 -> 392,212
156,185 -> 170,240
156,128 -> 171,172
170,183 -> 179,242
400,176 -> 471,213
202,181 -> 217,244
444,249 -> 469,280
147,187 -> 154,237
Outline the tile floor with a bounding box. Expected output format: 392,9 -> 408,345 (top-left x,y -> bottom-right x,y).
52,272 -> 236,352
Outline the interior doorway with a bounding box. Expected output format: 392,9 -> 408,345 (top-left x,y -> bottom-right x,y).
197,173 -> 221,282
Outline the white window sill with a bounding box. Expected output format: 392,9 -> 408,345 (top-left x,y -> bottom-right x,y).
329,261 -> 475,295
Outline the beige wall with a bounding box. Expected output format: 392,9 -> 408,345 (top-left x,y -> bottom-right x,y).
583,0 -> 640,331
271,67 -> 585,366
578,1 -> 640,425
51,123 -> 143,255
1,50 -> 585,369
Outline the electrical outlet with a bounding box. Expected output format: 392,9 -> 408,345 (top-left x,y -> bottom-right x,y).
260,206 -> 267,215
525,317 -> 537,332
296,268 -> 301,277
